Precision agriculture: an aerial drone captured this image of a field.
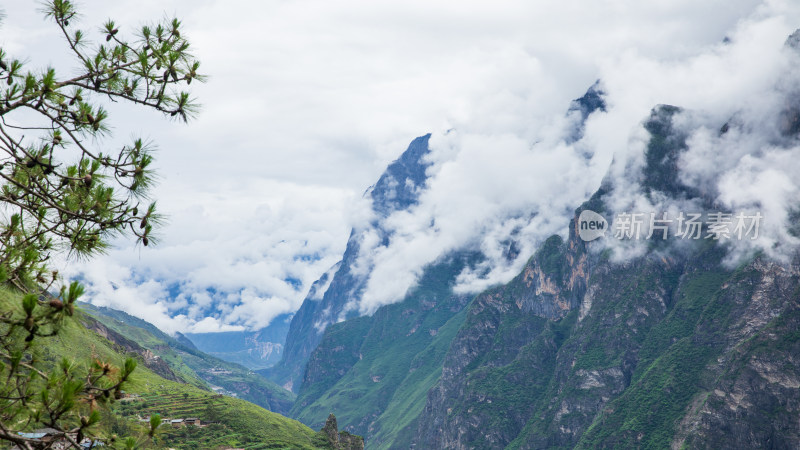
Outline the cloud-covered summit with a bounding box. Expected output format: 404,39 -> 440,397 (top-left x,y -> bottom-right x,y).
347,9 -> 800,315
591,26 -> 800,265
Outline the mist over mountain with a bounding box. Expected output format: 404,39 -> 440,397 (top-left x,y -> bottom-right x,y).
265,84 -> 608,392
263,134 -> 439,391
259,25 -> 800,449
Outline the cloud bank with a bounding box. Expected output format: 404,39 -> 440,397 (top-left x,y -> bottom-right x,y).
349,0 -> 800,314
4,0 -> 800,330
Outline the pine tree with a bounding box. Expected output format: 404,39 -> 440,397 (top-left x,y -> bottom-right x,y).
0,1 -> 202,448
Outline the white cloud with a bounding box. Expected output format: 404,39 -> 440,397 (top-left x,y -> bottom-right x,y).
55,179 -> 355,332
354,127 -> 606,313
584,12 -> 800,265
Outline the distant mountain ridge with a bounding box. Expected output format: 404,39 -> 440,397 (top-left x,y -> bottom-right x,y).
185,313 -> 291,370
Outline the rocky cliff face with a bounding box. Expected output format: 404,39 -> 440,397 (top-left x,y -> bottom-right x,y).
415,223 -> 592,449
411,98 -> 800,448
569,252 -> 799,449
671,258 -> 800,449
413,219 -> 799,448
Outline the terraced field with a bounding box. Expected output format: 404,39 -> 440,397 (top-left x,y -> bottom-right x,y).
117,392 -> 215,419
112,385 -> 329,449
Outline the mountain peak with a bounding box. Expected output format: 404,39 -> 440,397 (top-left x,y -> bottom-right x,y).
566,81 -> 607,144
367,133 -> 432,217
785,28 -> 800,51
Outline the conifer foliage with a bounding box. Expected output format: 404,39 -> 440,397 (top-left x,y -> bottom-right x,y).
0,1 -> 201,447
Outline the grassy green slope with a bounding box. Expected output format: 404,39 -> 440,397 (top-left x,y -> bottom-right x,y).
291,253 -> 476,447
0,289 -> 327,449
369,306 -> 467,449
80,303 -> 295,414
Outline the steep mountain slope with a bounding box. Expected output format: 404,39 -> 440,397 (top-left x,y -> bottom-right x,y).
416,228 -> 798,449
263,134 -> 435,392
81,303 -> 295,415
267,84 -> 609,398
288,34 -> 800,447
290,252 -> 479,448
287,86 -> 608,447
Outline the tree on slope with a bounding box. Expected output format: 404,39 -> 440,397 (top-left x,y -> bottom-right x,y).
0,1 -> 202,447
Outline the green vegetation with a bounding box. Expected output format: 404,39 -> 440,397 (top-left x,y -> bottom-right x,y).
116,391 -> 328,449
426,235 -> 580,449
0,286 -> 330,449
290,252 -> 477,447
456,313 -> 570,449
370,305 -> 468,449
0,0 -> 202,287
503,255 -> 690,448
82,303 -> 295,414
574,265 -> 742,449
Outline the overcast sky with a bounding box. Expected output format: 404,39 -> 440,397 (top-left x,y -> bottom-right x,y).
2,0 -> 799,333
